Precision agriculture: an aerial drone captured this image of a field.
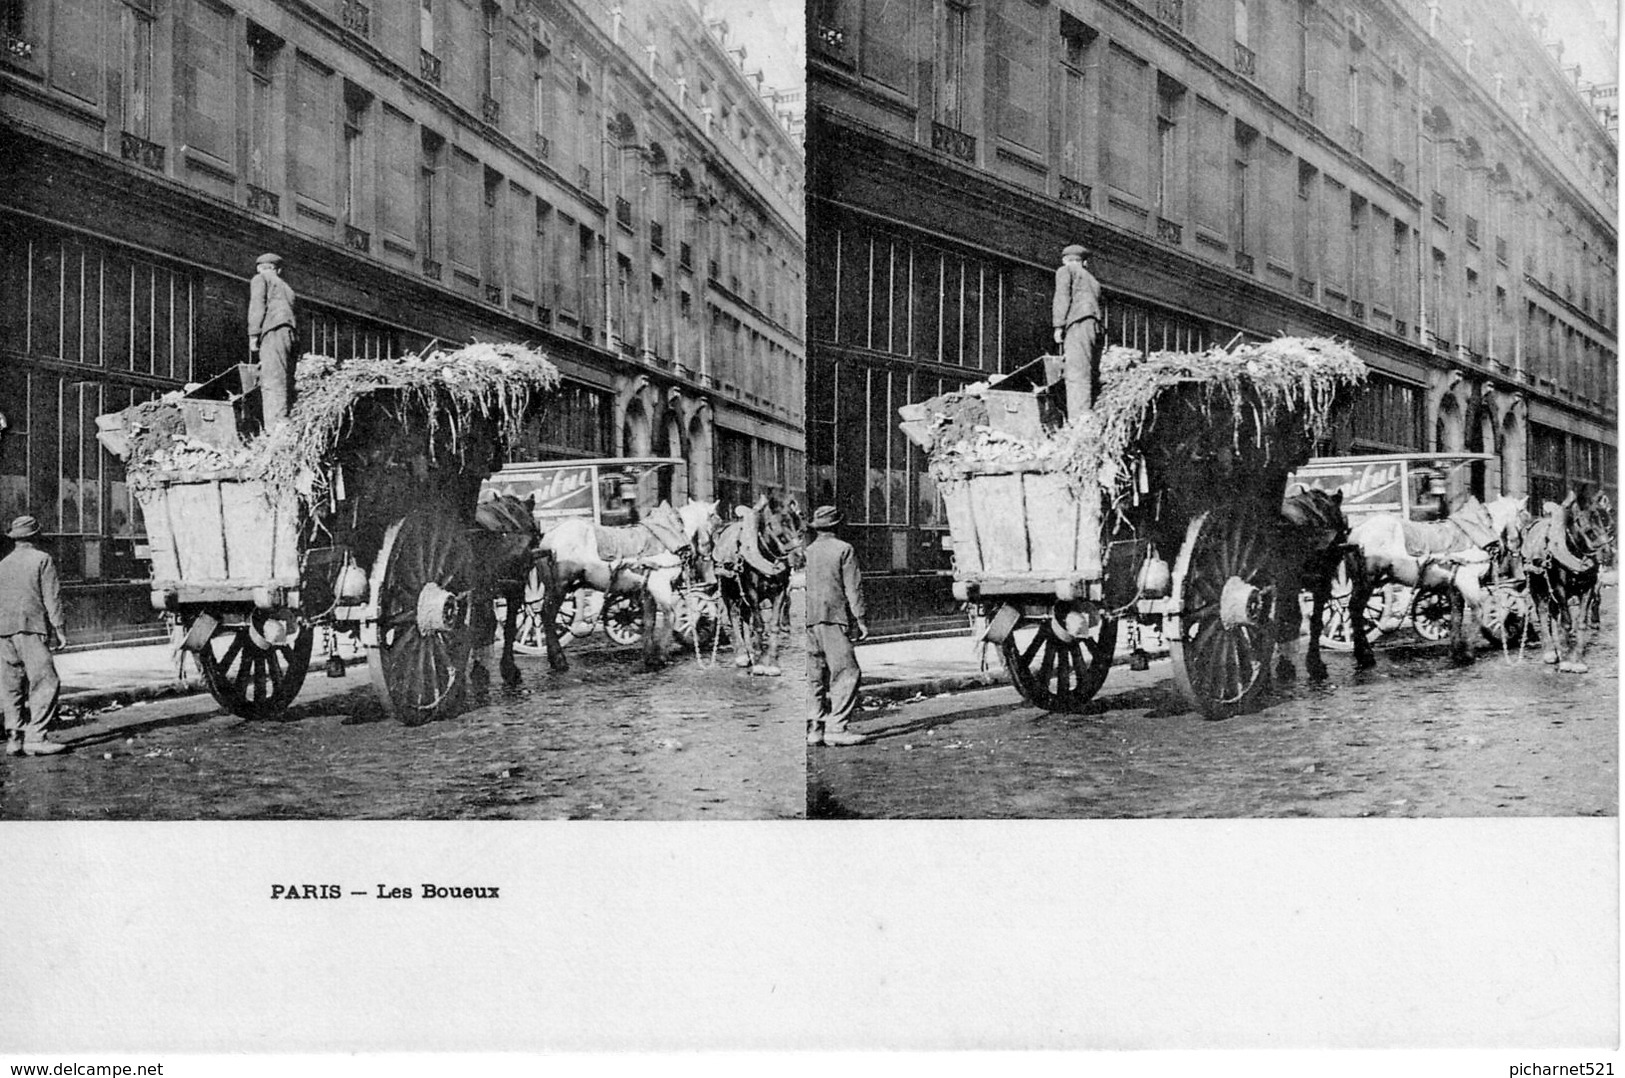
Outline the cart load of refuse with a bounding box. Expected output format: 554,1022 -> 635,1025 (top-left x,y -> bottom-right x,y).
898,336 -> 1368,586
901,336 -> 1368,508
96,341 -> 561,505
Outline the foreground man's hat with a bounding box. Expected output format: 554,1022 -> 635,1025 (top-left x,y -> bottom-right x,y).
1061,243 -> 1089,259
7,515 -> 39,539
256,252 -> 282,267
809,505 -> 843,529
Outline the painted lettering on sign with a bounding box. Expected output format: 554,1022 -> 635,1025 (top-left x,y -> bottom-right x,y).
488,465 -> 596,516
1293,462 -> 1404,512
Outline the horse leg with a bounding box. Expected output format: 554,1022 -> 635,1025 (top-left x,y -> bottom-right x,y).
537,557 -> 570,673
1305,576 -> 1329,681
1350,554 -> 1377,670
499,580 -> 522,686
1448,576 -> 1472,665
647,570 -> 679,667
1273,576 -> 1300,683
752,590 -> 785,677
728,583 -> 754,668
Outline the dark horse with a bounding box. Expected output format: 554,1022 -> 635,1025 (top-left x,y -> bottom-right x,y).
1522,489 -> 1607,674
469,492 -> 542,692
1273,488 -> 1351,682
714,496 -> 804,677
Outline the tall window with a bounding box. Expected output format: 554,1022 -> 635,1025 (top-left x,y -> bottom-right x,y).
1156,76 -> 1184,220
419,129 -> 443,266
992,0 -> 1044,153
246,24 -> 280,188
342,83 -> 369,228
1104,45 -> 1148,198
938,1 -> 969,130
294,55 -> 335,208
480,0 -> 497,101
124,2 -> 155,139
1232,124 -> 1255,254
419,0 -> 434,53
1295,0 -> 1312,94
1233,0 -> 1249,47
1059,16 -> 1091,183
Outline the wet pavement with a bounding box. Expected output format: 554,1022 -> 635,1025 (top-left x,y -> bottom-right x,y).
809,594 -> 1618,819
0,627 -> 804,821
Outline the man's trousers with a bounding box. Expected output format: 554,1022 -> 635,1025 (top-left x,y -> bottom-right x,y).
1061,316 -> 1099,417
807,622 -> 861,732
258,324 -> 296,427
0,633 -> 59,739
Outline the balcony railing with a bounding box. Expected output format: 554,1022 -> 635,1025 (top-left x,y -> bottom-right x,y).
1394,319 -> 1408,338
729,275 -> 740,294
1059,176 -> 1092,209
481,94 -> 501,126
1430,190 -> 1447,221
1296,87 -> 1316,120
615,196 -> 632,229
344,225 -> 370,253
1391,157 -> 1407,185
422,257 -> 443,280
119,131 -> 165,171
534,133 -> 550,159
485,284 -> 503,305
1156,0 -> 1184,29
246,183 -> 279,216
340,0 -> 370,36
1156,218 -> 1183,245
1350,299 -> 1366,320
931,120 -> 976,163
578,164 -> 591,189
1347,125 -> 1364,155
420,50 -> 442,85
1464,215 -> 1479,246
1234,250 -> 1255,273
1297,277 -> 1317,299
1233,41 -> 1256,77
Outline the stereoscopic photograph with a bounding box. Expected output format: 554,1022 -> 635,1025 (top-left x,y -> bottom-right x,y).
0,0 -> 1617,1061
0,0 -> 808,820
803,0 -> 1618,824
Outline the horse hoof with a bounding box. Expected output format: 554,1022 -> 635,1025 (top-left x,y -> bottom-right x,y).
1306,660 -> 1328,682
1450,650 -> 1473,667
1558,660 -> 1589,674
733,654 -> 753,668
1542,651 -> 1560,665
500,664 -> 522,688
1275,661 -> 1297,683
1354,654 -> 1376,670
548,656 -> 569,674
751,665 -> 782,677
469,664 -> 491,696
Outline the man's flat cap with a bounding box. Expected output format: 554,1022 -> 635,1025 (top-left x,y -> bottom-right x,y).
1061,244 -> 1090,259
256,253 -> 283,266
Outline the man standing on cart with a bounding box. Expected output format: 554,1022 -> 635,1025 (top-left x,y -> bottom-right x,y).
1052,243 -> 1103,418
248,252 -> 298,429
805,506 -> 869,747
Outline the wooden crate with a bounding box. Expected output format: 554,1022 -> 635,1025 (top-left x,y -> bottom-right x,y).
939,466 -> 1102,588
137,472 -> 300,595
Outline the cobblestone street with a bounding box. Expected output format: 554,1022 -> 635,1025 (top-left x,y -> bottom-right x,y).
809,595 -> 1618,819
0,629 -> 804,820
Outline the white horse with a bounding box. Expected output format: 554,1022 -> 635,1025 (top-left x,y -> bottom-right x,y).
1346,493 -> 1527,666
533,499 -> 719,671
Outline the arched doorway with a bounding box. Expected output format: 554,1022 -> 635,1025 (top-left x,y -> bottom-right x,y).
658,411 -> 685,504
1475,408 -> 1500,499
1501,410 -> 1525,498
623,398 -> 651,457
1436,393 -> 1467,506
687,411 -> 712,501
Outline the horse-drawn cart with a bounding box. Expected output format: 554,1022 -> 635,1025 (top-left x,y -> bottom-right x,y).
98,344 -> 558,725
906,338 -> 1366,719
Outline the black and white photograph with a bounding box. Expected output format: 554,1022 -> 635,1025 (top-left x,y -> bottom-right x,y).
0,0 -> 1619,1064
0,0 -> 807,820
804,0 -> 1620,824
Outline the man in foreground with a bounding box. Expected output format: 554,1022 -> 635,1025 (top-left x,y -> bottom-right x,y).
804,506 -> 869,748
0,515 -> 69,756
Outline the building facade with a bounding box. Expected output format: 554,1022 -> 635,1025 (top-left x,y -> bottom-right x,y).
0,0 -> 805,643
808,0 -> 1617,627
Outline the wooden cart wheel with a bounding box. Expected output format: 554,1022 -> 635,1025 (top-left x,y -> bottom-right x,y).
1000,615 -> 1117,714
366,509 -> 475,725
603,594 -> 644,646
1411,587 -> 1452,641
1315,561 -> 1388,652
672,586 -> 722,648
198,615 -> 313,721
508,568 -> 556,655
1167,510 -> 1278,719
